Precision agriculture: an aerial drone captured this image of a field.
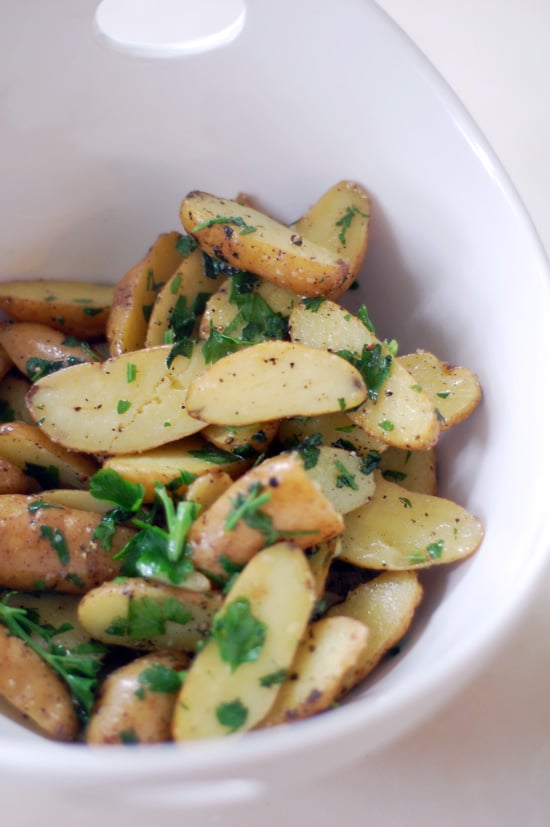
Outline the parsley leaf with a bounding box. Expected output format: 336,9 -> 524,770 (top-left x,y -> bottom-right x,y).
106,596 -> 192,640
216,698 -> 248,732
138,663 -> 186,694
336,343 -> 392,402
335,205 -> 368,246
212,597 -> 267,672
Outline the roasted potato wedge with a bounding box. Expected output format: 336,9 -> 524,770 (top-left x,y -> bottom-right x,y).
102,436 -> 250,501
78,578 -> 221,652
0,322 -> 100,381
86,651 -> 189,744
180,191 -> 349,297
398,350 -> 482,430
339,472 -> 484,570
202,420 -> 279,457
277,412 -> 387,457
289,299 -> 440,450
0,422 -> 98,489
327,570 -> 423,692
0,623 -> 79,740
0,371 -> 33,424
172,541 -> 316,740
0,495 -> 133,593
187,452 -> 344,578
0,279 -> 114,340
27,344 -> 208,455
259,616 -> 369,726
185,470 -> 233,510
305,445 -> 376,514
145,246 -> 225,347
186,340 -> 367,426
293,180 -> 371,298
107,231 -> 184,357
379,446 -> 438,495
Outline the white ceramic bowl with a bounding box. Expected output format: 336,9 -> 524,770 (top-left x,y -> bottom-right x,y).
1,0 -> 550,816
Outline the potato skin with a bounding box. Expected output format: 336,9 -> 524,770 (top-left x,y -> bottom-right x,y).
0,625 -> 79,740
86,651 -> 189,744
0,495 -> 133,593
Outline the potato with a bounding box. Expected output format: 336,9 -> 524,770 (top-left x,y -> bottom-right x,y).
277,412 -> 387,457
398,350 -> 482,430
0,322 -> 101,380
293,180 -> 371,298
339,472 -> 484,570
0,279 -> 114,340
185,470 -> 233,511
27,344 -> 208,455
180,191 -> 349,297
77,577 -> 222,652
327,570 -> 423,692
289,299 -> 440,450
107,231 -> 184,357
202,420 -> 279,457
38,488 -> 113,514
0,624 -> 79,740
0,457 -> 37,495
172,541 -> 315,740
102,436 -> 250,502
305,445 -> 376,514
0,422 -> 98,489
379,446 -> 438,495
0,371 -> 33,424
0,495 -> 133,593
185,340 -> 367,426
10,591 -> 91,650
145,246 -> 226,347
198,276 -> 298,341
86,651 -> 189,744
187,452 -> 345,578
259,616 -> 369,726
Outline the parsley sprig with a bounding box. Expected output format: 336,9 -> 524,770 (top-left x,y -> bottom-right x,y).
336,343 -> 393,402
90,469 -> 201,588
0,592 -> 106,720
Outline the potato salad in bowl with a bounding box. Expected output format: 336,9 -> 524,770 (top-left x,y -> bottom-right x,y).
0,181 -> 483,744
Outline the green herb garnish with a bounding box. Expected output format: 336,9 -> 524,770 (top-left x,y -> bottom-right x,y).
216,698 -> 249,732
212,597 -> 267,672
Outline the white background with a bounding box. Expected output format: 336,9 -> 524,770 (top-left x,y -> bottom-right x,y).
8,2 -> 550,825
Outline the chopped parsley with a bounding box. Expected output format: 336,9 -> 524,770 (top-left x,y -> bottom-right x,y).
282,432 -> 323,469
301,296 -> 326,312
25,356 -> 86,381
137,663 -> 186,694
356,304 -> 376,334
105,596 -> 192,640
0,592 -> 107,720
335,205 -> 368,246
212,597 -> 267,672
378,420 -> 395,432
23,462 -> 60,489
117,399 -> 131,414
336,343 -> 392,403
194,215 -> 257,235
39,525 -> 69,565
334,460 -> 358,489
175,235 -> 197,258
216,698 -> 249,732
382,469 -> 407,483
259,668 -> 287,688
126,363 -> 137,383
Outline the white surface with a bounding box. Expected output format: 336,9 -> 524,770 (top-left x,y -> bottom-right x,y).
2,0 -> 549,824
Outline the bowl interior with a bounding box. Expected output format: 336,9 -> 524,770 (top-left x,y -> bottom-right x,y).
1,0 -> 550,801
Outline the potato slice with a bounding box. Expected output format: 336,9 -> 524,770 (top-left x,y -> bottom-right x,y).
27,344 -> 208,455
87,650 -> 189,744
198,276 -> 298,341
339,472 -> 484,570
145,246 -> 225,347
187,452 -> 344,578
102,436 -> 250,501
0,371 -> 33,424
0,624 -> 79,741
38,488 -> 113,514
305,445 -> 376,514
0,422 -> 98,489
289,300 -> 440,450
0,457 -> 37,495
186,340 -> 367,426
398,350 -> 482,430
107,231 -> 184,357
77,578 -> 222,652
0,322 -> 101,381
180,191 -> 349,297
293,180 -> 371,298
327,570 -> 423,692
0,279 -> 114,340
185,470 -> 233,510
172,541 -> 315,740
277,412 -> 387,457
0,495 -> 133,593
259,616 -> 369,726
202,420 -> 279,457
379,446 -> 438,495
